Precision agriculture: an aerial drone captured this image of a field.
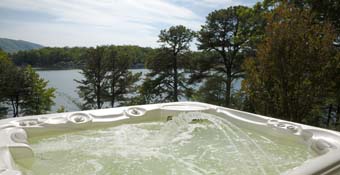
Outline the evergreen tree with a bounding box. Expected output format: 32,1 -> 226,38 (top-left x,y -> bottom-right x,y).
194,6 -> 254,107
76,47 -> 107,109
76,46 -> 142,109
139,25 -> 195,103
104,46 -> 141,107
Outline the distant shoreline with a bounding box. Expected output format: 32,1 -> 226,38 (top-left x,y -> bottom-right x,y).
33,66 -> 146,71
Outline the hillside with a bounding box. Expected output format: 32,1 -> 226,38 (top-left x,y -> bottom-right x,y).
0,38 -> 44,53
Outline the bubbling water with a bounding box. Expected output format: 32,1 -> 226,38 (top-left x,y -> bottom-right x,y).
22,112 -> 316,175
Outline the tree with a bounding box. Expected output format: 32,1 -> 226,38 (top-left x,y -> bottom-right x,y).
76,47 -> 107,109
192,76 -> 226,106
334,52 -> 340,127
76,46 -> 142,109
307,0 -> 340,45
158,25 -> 195,102
10,46 -> 153,69
21,66 -> 55,115
104,46 -> 141,107
195,6 -> 254,107
139,25 -> 195,103
1,50 -> 55,117
0,49 -> 13,117
261,0 -> 340,45
0,49 -> 11,101
242,4 -> 338,123
0,50 -> 29,117
5,68 -> 28,117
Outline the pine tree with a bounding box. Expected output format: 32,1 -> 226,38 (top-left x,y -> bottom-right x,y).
195,6 -> 254,107
138,25 -> 195,103
104,46 -> 141,107
76,46 -> 107,109
76,46 -> 142,108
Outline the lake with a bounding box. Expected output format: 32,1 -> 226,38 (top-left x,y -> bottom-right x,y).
37,69 -> 241,113
37,69 -> 149,112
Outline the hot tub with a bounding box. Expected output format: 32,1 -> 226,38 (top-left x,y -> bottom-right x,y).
0,102 -> 340,175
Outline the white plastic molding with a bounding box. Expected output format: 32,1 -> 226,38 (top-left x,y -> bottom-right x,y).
0,102 -> 339,175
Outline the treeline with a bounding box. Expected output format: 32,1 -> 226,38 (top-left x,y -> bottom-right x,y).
1,0 -> 339,130
10,45 -> 154,69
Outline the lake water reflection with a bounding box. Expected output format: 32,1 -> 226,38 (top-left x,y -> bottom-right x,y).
37,69 -> 241,113
37,69 -> 148,112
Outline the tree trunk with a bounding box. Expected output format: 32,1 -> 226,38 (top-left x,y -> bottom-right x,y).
222,50 -> 231,107
111,58 -> 116,108
225,76 -> 232,107
97,83 -> 101,109
224,59 -> 232,107
111,79 -> 115,108
173,54 -> 178,102
15,95 -> 20,117
10,97 -> 17,117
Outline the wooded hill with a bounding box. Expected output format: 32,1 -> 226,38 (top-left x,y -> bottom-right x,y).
0,38 -> 43,53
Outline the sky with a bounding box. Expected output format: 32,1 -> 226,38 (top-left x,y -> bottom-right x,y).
0,0 -> 258,48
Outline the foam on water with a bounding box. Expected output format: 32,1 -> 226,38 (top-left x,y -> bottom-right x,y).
21,112 -> 316,175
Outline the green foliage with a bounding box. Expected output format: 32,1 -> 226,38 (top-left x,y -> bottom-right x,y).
4,67 -> 28,117
0,49 -> 13,101
193,6 -> 255,107
76,47 -> 107,109
57,106 -> 66,113
158,25 -> 196,55
0,50 -> 55,117
0,50 -> 12,117
0,50 -> 27,117
76,46 -> 141,109
261,0 -> 340,44
192,76 -> 226,106
136,48 -> 180,103
137,25 -> 195,103
104,46 -> 142,107
11,45 -> 153,69
307,0 -> 340,43
242,4 -> 338,123
12,47 -> 87,69
21,66 -> 56,115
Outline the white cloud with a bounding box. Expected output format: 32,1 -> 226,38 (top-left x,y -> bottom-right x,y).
0,0 -> 200,27
0,0 -> 252,47
170,0 -> 240,8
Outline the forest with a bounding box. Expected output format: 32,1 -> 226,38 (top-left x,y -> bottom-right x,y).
11,46 -> 153,69
0,0 -> 339,131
